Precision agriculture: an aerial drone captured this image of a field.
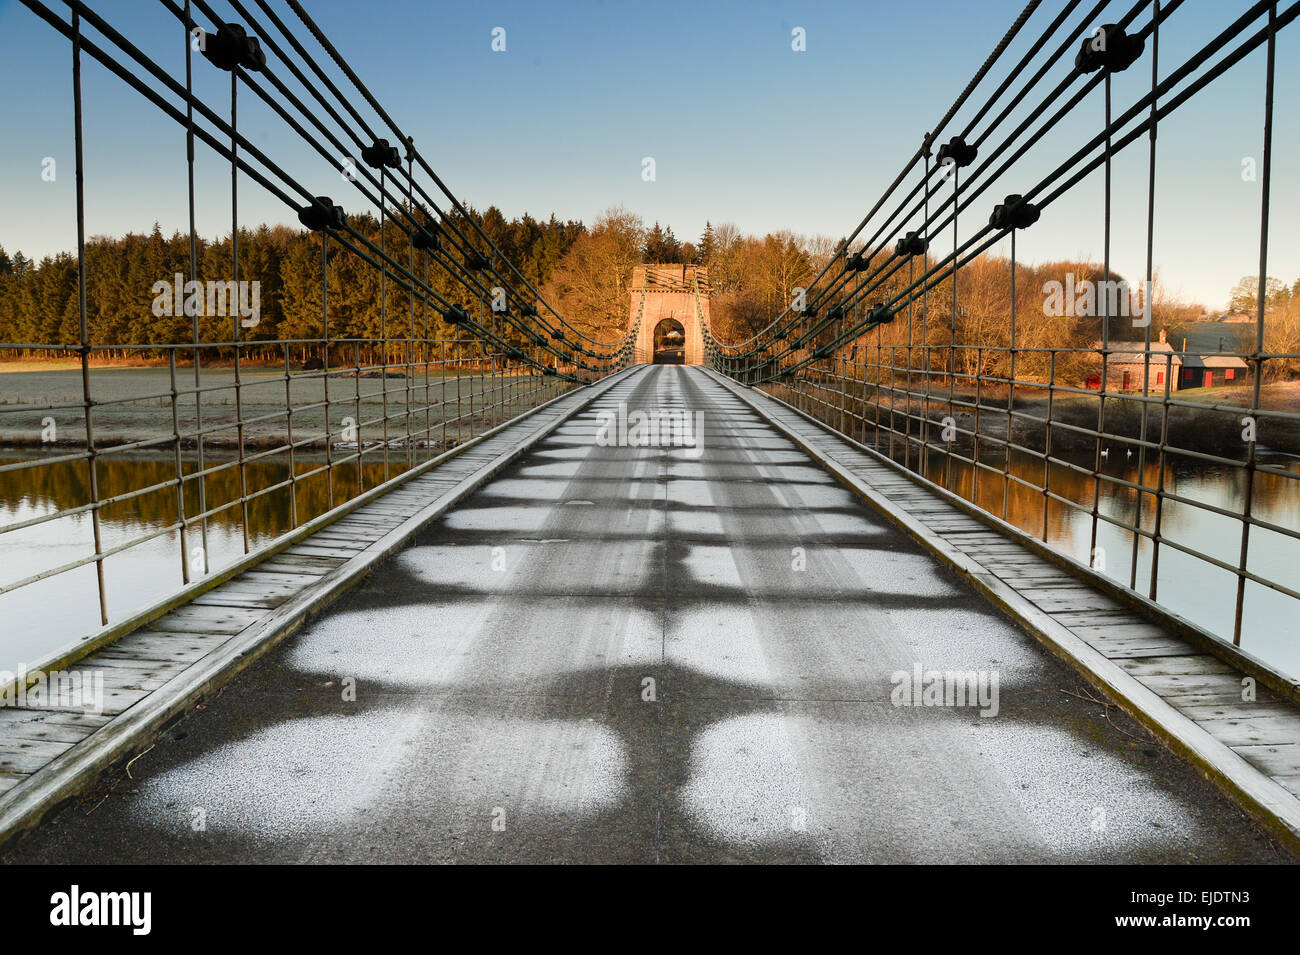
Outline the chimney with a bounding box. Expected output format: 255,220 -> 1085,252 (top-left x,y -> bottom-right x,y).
1158,327 -> 1167,345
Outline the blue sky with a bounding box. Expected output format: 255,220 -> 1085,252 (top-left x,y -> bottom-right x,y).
1,0 -> 1296,310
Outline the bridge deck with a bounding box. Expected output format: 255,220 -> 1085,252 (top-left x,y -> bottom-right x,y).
0,373 -> 629,845
704,371 -> 1300,848
1,365 -> 1296,862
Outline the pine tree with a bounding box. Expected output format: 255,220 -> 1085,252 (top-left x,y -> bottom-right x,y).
662,225 -> 681,262
697,222 -> 715,264
644,223 -> 685,263
644,222 -> 667,262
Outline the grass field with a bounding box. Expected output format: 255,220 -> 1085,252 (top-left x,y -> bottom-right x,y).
0,364 -> 567,450
800,373 -> 1300,459
1022,382 -> 1300,457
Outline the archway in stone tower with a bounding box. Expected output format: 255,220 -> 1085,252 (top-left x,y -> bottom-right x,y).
653,318 -> 686,364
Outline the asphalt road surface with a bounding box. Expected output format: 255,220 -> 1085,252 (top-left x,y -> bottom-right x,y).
4,366 -> 1290,863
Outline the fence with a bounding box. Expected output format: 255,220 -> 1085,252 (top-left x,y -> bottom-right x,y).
1,0 -> 635,662
705,0 -> 1300,669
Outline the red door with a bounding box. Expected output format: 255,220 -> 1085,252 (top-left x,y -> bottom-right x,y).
1204,372 -> 1213,388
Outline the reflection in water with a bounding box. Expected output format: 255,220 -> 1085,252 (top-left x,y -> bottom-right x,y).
881,437 -> 1300,680
0,448 -> 414,669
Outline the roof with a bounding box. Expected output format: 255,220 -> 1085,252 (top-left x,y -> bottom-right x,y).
1090,341 -> 1182,365
1181,353 -> 1248,369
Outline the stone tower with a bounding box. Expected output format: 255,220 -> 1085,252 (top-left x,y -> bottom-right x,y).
629,265 -> 709,365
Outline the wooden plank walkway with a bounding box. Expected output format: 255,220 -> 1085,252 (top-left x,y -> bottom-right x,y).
0,369 -> 640,846
708,370 -> 1300,849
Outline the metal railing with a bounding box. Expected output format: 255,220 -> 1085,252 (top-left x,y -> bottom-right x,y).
704,0 -> 1300,666
0,0 -> 636,656
629,288 -> 648,365
0,336 -> 598,596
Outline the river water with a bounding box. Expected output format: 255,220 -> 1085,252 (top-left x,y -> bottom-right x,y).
882,437 -> 1300,680
0,449 -> 402,672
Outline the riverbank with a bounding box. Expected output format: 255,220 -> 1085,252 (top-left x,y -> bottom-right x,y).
0,364 -> 560,450
875,381 -> 1300,459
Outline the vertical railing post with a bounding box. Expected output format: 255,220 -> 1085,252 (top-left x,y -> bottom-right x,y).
405,153 -> 417,468
948,164 -> 960,492
1003,229 -> 1017,522
354,340 -> 363,492
1131,0 -> 1160,590
1042,349 -> 1056,542
920,150 -> 932,481
468,330 -> 476,440
1233,0 -> 1275,646
839,313 -> 848,437
378,166 -> 390,482
973,345 -> 983,508
904,260 -> 914,472
183,0 -> 208,572
230,69 -> 250,554
169,349 -> 190,585
71,11 -> 108,626
874,320 -> 882,452
1148,353 -> 1173,602
283,342 -> 298,529
321,233 -> 334,511
423,254 -> 432,452
888,341 -> 897,461
456,337 -> 463,447
1088,72 -> 1115,572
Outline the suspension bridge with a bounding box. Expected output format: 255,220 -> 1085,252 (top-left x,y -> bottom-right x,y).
1,0 -> 1298,863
